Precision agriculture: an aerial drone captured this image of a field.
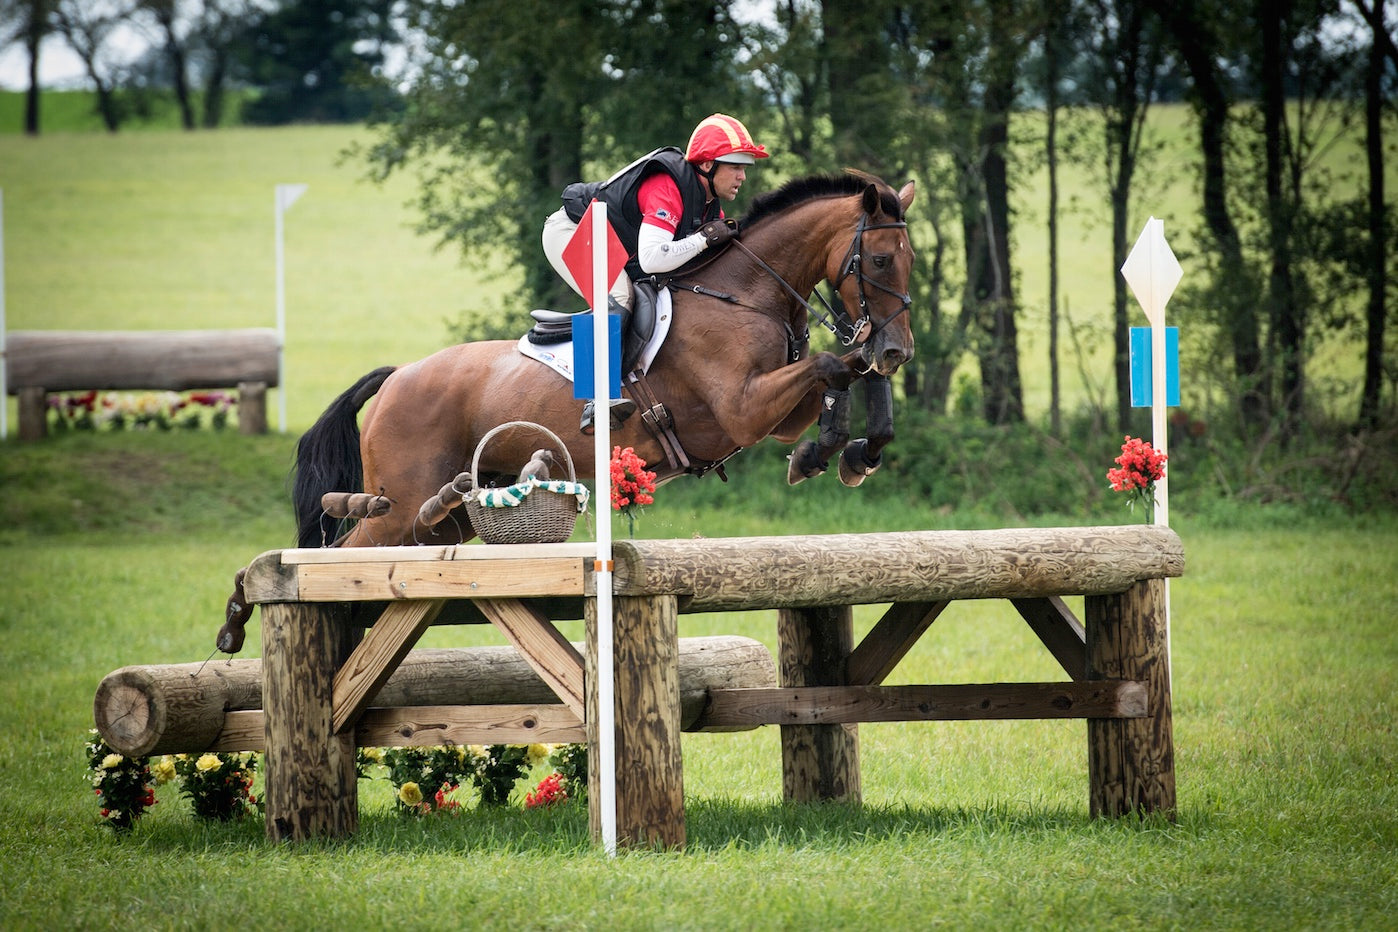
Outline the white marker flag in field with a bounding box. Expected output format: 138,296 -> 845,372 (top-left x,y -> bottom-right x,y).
1121,216 -> 1181,689
1120,216 -> 1181,529
274,184 -> 307,434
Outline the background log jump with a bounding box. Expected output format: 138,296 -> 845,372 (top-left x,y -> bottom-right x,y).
5,328 -> 280,439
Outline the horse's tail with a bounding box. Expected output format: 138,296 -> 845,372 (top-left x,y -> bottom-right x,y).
292,366 -> 396,548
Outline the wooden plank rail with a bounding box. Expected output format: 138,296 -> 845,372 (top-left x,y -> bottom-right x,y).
227,525 -> 1183,846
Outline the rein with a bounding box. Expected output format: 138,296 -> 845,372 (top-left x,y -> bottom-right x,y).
677,212 -> 911,350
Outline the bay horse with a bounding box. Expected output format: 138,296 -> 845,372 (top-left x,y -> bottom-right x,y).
293,171 -> 916,550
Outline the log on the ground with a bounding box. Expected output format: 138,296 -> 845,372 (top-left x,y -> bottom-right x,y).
94,635 -> 775,756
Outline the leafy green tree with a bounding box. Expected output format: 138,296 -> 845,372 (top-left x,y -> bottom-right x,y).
362,0 -> 748,312
238,0 -> 399,124
1082,0 -> 1166,432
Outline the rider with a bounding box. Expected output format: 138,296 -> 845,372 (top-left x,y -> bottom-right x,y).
541,113 -> 770,433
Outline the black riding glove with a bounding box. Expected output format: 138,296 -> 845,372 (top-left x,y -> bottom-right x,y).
699,218 -> 739,247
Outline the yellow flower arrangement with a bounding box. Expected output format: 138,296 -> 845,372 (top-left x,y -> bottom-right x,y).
152,757 -> 178,784
398,782 -> 424,807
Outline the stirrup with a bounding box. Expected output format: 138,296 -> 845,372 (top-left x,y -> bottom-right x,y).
580,398 -> 637,435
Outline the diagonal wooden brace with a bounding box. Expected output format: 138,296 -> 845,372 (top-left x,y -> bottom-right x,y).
473,597 -> 585,722
331,598 -> 445,734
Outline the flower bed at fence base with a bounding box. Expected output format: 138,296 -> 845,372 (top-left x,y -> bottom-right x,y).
86,732 -> 587,831
49,390 -> 238,433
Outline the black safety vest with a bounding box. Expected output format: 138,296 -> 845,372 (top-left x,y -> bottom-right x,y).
560,147 -> 720,279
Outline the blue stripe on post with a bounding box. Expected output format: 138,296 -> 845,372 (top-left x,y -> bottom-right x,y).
571,314 -> 623,400
1129,326 -> 1180,408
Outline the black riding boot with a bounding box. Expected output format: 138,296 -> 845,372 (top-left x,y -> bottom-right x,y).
579,297 -> 637,434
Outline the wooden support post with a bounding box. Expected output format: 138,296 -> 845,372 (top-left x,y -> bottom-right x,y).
18,386 -> 46,441
262,601 -> 361,842
586,594 -> 685,849
237,380 -> 268,435
778,604 -> 861,803
1086,579 -> 1176,819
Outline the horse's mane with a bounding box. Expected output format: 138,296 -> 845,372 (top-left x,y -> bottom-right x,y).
739,172 -> 903,231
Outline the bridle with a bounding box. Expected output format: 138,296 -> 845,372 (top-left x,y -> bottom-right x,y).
714,213 -> 912,349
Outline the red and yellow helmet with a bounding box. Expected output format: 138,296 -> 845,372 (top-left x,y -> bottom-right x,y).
685,114 -> 770,164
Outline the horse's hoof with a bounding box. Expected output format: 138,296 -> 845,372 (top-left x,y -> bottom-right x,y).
838,439 -> 882,488
787,441 -> 827,485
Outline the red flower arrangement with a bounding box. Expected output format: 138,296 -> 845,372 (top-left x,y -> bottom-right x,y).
1106,435 -> 1168,522
610,446 -> 657,536
524,772 -> 569,809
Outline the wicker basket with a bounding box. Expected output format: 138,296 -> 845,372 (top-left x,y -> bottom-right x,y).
464,421 -> 582,544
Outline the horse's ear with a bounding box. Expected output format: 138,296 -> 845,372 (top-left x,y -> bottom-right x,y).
897,180 -> 916,213
862,183 -> 882,218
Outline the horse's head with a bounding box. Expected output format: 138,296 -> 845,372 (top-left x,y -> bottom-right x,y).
827,177 -> 917,376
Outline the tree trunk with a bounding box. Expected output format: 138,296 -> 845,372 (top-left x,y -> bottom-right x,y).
1261,1 -> 1302,437
1359,19 -> 1388,428
201,53 -> 227,128
23,4 -> 42,136
976,0 -> 1024,425
1151,0 -> 1265,427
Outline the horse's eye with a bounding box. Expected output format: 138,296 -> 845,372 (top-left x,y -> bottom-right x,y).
871,254 -> 890,271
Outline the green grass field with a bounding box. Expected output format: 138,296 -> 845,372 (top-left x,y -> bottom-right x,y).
0,431 -> 1395,929
2,113 -> 1396,929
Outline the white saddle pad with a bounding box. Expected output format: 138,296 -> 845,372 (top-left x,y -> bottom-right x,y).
517,290 -> 673,386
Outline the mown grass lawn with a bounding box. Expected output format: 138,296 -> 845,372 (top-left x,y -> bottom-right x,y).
0,431 -> 1394,930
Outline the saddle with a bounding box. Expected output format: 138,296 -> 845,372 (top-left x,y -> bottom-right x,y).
526,279 -> 662,378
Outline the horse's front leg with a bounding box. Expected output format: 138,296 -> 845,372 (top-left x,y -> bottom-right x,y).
784,348 -> 875,485
713,350 -> 853,450
837,371 -> 894,487
786,386 -> 852,484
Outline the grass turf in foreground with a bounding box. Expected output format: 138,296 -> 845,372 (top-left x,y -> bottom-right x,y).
0,433 -> 1394,930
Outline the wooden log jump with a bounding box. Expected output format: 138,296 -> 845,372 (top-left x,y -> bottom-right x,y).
4,329 -> 279,440
216,526 -> 1182,846
93,636 -> 776,757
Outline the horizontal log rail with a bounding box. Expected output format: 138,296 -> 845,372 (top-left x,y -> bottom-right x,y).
243,526 -> 1184,611
699,681 -> 1147,728
5,328 -> 280,392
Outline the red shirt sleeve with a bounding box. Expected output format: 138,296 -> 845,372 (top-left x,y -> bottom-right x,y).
636,173 -> 685,234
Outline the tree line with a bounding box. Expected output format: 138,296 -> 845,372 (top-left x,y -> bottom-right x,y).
6,0 -> 1395,437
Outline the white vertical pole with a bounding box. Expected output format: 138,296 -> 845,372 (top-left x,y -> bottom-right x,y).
274,188 -> 288,434
1150,222 -> 1169,530
591,202 -> 617,857
1145,218 -> 1173,691
0,188 -> 7,441
274,184 -> 306,434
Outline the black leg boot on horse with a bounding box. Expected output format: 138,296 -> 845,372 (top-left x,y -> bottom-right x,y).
838,372 -> 893,487
787,387 -> 851,485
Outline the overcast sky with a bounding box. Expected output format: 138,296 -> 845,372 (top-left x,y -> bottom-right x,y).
0,26 -> 148,92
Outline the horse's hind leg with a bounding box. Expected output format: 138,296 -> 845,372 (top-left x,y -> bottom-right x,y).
837,373 -> 893,487
787,387 -> 851,485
